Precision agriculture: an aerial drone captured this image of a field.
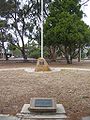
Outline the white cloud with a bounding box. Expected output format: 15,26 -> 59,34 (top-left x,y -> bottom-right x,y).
82,1 -> 90,26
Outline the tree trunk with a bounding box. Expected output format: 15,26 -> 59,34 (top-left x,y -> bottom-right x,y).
2,42 -> 8,60
21,35 -> 27,61
50,46 -> 56,61
64,46 -> 71,64
65,55 -> 70,64
4,48 -> 8,60
65,53 -> 73,64
21,50 -> 27,61
5,52 -> 8,60
78,47 -> 81,62
70,56 -> 72,64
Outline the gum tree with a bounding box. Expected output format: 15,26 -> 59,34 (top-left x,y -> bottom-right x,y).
0,0 -> 52,60
0,0 -> 41,61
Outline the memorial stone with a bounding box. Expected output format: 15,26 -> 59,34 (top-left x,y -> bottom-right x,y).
35,58 -> 51,72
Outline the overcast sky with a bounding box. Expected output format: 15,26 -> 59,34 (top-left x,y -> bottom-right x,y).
82,0 -> 90,26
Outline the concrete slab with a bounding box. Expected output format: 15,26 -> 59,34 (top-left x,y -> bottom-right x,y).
20,114 -> 67,119
0,114 -> 19,120
21,104 -> 66,114
17,104 -> 67,120
82,116 -> 90,120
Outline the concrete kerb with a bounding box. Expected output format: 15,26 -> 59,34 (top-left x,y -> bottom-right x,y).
0,67 -> 90,73
82,116 -> 90,120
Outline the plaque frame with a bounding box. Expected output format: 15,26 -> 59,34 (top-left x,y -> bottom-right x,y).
29,98 -> 56,113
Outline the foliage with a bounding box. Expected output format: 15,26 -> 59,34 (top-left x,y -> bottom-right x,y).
0,19 -> 10,60
0,0 -> 39,60
87,48 -> 90,57
29,48 -> 40,59
27,41 -> 49,58
44,0 -> 90,63
0,0 -> 53,60
13,48 -> 22,57
0,0 -> 90,62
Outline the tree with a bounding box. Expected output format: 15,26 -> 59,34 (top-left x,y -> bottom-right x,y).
0,0 -> 41,61
44,0 -> 90,63
0,20 -> 10,60
0,0 -> 53,61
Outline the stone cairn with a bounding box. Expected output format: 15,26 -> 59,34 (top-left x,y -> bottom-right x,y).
35,58 -> 51,72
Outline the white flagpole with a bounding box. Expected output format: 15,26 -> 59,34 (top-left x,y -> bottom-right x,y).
41,0 -> 43,58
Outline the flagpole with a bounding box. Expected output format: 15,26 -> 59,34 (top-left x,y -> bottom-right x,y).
41,0 -> 43,58
35,0 -> 51,72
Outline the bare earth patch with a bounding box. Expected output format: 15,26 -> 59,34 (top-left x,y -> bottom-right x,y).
0,61 -> 90,120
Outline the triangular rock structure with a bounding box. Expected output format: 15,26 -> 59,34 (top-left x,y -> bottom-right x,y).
35,58 -> 51,72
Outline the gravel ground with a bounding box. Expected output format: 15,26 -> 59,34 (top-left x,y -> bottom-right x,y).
0,61 -> 90,120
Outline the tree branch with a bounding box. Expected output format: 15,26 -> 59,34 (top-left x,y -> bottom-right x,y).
81,0 -> 90,6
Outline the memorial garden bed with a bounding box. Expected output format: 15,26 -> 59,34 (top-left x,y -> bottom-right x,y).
0,61 -> 90,120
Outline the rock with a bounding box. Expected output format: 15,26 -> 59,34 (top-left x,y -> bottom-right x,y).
35,58 -> 51,72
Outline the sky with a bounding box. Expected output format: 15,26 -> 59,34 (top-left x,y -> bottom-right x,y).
82,0 -> 90,26
20,0 -> 90,26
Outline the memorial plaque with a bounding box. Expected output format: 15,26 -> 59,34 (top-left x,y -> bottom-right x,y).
35,99 -> 52,107
29,98 -> 56,113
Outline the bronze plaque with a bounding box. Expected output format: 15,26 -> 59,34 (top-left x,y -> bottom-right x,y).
35,99 -> 52,107
29,98 -> 56,113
